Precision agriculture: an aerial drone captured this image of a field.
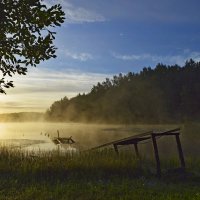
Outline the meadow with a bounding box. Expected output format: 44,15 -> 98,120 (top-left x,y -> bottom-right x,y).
0,123 -> 199,200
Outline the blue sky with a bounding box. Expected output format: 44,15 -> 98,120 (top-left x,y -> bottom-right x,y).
1,0 -> 200,113
46,0 -> 200,73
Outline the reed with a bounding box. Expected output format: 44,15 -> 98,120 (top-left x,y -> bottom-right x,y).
0,146 -> 199,199
0,122 -> 200,199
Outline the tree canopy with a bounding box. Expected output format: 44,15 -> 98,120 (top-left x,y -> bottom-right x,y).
0,0 -> 65,93
45,59 -> 200,123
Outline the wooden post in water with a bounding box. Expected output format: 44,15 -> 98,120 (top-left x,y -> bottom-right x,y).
175,134 -> 185,169
57,130 -> 60,138
151,134 -> 161,177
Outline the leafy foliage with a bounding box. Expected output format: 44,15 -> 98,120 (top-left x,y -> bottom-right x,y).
45,59 -> 200,123
0,0 -> 65,93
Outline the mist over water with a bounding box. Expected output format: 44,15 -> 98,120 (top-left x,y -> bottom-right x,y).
0,122 -> 198,159
0,122 -> 178,153
0,122 -> 133,151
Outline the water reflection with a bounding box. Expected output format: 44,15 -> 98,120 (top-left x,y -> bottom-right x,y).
0,122 -> 169,154
0,123 -> 80,154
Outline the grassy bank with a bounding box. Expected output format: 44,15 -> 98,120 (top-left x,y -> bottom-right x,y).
0,122 -> 199,199
0,147 -> 199,200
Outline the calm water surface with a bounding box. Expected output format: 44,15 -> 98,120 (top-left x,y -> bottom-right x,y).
0,122 -> 88,152
0,122 -> 175,153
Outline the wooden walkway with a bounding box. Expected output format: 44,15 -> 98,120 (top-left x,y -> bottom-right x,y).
90,128 -> 185,177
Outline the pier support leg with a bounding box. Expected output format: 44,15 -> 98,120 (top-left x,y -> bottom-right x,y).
152,134 -> 161,177
175,134 -> 185,169
113,144 -> 119,155
134,143 -> 140,159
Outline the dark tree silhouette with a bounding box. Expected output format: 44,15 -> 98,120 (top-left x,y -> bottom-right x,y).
45,59 -> 200,123
0,0 -> 65,93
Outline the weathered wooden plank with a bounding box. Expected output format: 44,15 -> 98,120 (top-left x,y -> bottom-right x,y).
114,136 -> 151,145
90,131 -> 153,150
153,132 -> 180,137
90,128 -> 180,151
87,127 -> 185,177
90,128 -> 180,150
153,128 -> 180,137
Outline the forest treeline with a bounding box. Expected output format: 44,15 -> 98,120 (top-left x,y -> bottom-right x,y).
0,112 -> 44,122
45,59 -> 200,123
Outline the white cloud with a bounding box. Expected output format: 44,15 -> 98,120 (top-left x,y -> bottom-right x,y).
0,68 -> 112,113
112,50 -> 200,65
65,50 -> 93,61
65,6 -> 105,23
112,52 -> 149,61
44,0 -> 106,24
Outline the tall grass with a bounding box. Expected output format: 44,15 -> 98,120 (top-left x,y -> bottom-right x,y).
0,146 -> 199,199
0,122 -> 200,199
0,146 -> 199,180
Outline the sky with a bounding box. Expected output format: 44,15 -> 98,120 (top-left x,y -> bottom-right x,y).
1,0 -> 200,113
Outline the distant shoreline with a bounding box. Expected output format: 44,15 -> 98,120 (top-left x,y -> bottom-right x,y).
0,112 -> 44,122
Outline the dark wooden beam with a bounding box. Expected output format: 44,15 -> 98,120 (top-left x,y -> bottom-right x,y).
90,131 -> 153,150
152,134 -> 161,177
175,134 -> 185,169
115,136 -> 151,146
89,128 -> 180,151
155,128 -> 180,135
153,132 -> 180,137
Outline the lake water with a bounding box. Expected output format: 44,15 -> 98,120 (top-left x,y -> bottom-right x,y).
0,122 -> 122,153
0,122 -> 178,154
0,123 -> 80,153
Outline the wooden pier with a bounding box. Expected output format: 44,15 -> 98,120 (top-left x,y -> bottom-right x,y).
90,128 -> 185,177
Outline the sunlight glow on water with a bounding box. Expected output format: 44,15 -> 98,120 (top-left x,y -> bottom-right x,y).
0,123 -> 81,153
0,122 -> 176,155
0,122 -> 135,153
